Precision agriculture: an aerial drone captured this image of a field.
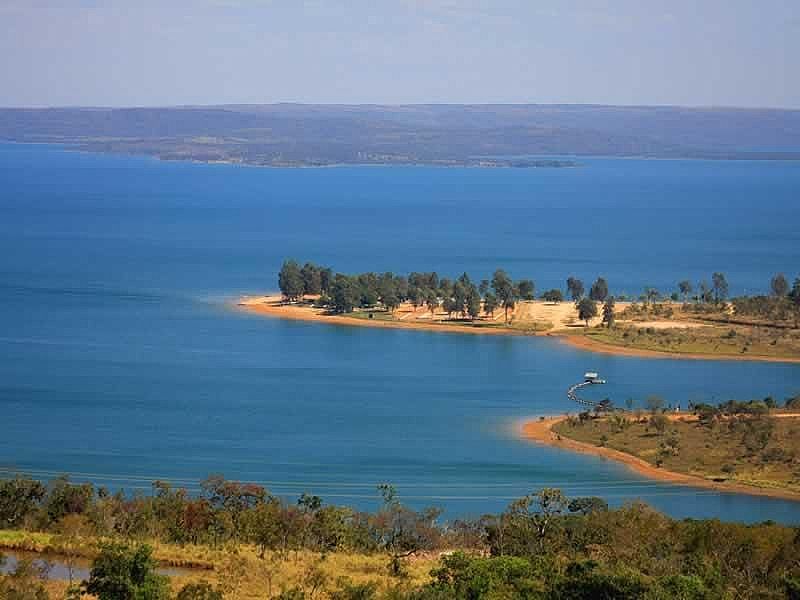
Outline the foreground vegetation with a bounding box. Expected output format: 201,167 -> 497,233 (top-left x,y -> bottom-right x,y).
553,396 -> 800,495
2,472 -> 800,598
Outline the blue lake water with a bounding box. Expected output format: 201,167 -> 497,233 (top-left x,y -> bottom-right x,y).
1,143 -> 799,523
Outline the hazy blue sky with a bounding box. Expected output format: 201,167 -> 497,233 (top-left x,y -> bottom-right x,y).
1,0 -> 797,108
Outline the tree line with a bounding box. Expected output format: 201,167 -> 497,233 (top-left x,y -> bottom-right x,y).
279,262 -> 800,331
278,260 -> 616,324
2,474 -> 800,599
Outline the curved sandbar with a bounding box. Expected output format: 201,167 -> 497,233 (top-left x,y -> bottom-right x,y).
237,294 -> 800,364
519,416 -> 800,502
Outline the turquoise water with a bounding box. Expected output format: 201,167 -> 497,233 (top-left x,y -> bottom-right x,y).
1,143 -> 799,522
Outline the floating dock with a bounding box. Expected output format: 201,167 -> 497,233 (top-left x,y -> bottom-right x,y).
567,372 -> 610,410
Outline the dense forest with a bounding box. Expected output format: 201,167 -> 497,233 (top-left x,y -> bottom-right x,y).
2,474 -> 800,599
277,260 -> 800,325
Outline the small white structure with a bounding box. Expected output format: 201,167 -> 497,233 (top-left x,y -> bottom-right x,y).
584,372 -> 606,384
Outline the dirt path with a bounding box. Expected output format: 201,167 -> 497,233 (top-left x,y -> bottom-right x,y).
519,416 -> 800,502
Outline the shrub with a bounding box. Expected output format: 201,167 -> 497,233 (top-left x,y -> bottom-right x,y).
84,542 -> 170,600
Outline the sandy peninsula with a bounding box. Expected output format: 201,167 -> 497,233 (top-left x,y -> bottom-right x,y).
519,415 -> 800,502
236,294 -> 800,363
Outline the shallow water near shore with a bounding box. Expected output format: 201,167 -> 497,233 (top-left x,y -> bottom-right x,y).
0,550 -> 194,581
1,143 -> 800,522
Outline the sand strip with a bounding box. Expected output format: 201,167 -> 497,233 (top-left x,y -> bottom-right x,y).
236,295 -> 800,363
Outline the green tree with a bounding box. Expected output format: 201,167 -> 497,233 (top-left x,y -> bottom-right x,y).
566,277 -> 584,302
331,275 -> 360,314
577,297 -> 597,326
645,395 -> 666,414
483,292 -> 498,317
541,289 -> 563,303
712,272 -> 729,303
550,562 -> 650,600
426,553 -> 539,599
466,285 -> 481,320
568,497 -> 608,515
278,260 -> 305,302
300,263 -> 322,296
771,273 -> 789,297
243,499 -> 283,558
589,277 -> 609,302
678,280 -> 693,302
698,280 -> 713,303
319,268 -> 333,294
516,279 -> 535,301
644,287 -> 659,305
650,414 -> 669,435
0,476 -> 46,528
176,582 -> 223,600
378,272 -> 399,312
84,542 -> 170,600
425,289 -> 439,315
601,296 -> 615,328
56,513 -> 93,586
373,484 -> 441,577
492,269 -> 516,323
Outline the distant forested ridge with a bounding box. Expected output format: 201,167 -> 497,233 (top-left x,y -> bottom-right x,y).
1,104 -> 799,166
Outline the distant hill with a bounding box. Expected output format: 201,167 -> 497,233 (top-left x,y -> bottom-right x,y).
1,104 -> 798,166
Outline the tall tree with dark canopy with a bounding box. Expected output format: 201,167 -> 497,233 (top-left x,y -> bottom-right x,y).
492,269 -> 516,323
84,542 -> 170,600
577,297 -> 597,327
483,292 -> 498,317
541,289 -> 563,303
602,296 -> 616,328
566,277 -> 584,303
771,273 -> 789,297
516,279 -> 535,301
712,272 -> 729,303
300,262 -> 322,296
466,285 -> 481,320
589,277 -> 609,302
319,267 -> 333,294
331,275 -> 360,314
278,260 -> 305,302
678,280 -> 693,302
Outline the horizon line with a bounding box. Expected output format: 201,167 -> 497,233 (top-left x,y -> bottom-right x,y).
1,102 -> 799,112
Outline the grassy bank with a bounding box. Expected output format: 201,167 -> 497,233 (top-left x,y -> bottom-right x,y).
551,412 -> 800,495
0,530 -> 437,599
579,321 -> 800,360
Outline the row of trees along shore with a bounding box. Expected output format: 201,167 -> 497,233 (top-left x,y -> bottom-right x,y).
2,470 -> 800,599
278,260 -> 800,325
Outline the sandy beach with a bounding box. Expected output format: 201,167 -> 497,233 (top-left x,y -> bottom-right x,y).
237,294 -> 537,337
519,416 -> 800,502
236,294 -> 800,364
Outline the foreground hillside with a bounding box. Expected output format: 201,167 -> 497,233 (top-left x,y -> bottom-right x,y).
1,475 -> 799,599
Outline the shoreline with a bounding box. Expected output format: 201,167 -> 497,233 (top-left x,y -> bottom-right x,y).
518,416 -> 800,502
236,295 -> 537,337
237,295 -> 800,364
